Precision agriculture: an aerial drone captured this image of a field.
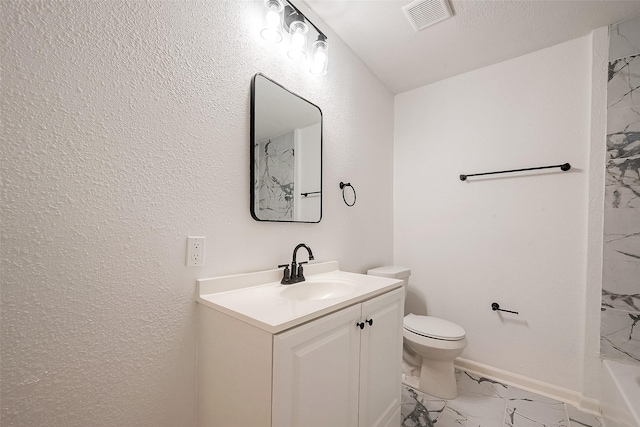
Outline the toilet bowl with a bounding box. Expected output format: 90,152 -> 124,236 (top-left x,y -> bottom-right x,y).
403,314 -> 467,399
367,266 -> 467,400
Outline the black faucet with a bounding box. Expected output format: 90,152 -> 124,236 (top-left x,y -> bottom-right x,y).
279,243 -> 314,284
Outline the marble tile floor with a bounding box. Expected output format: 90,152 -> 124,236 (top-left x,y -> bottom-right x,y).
401,369 -> 603,427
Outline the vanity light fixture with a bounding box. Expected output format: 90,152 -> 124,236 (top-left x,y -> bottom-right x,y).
260,0 -> 329,75
261,0 -> 285,43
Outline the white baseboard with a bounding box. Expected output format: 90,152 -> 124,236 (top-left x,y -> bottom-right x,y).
454,358 -> 601,415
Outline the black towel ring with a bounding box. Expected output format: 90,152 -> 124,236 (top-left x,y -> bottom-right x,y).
339,182 -> 356,207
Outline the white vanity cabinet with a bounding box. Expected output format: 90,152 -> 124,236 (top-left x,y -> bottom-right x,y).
273,287 -> 404,427
197,285 -> 404,427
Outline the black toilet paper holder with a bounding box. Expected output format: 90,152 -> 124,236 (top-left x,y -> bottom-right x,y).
491,302 -> 519,315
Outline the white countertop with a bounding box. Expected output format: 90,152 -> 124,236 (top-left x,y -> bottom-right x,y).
197,262 -> 403,334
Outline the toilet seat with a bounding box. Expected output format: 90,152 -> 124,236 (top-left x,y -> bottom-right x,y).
403,314 -> 466,341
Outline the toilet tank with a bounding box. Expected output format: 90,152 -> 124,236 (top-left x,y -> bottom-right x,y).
367,266 -> 411,287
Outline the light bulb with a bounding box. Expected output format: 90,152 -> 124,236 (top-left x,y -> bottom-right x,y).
311,50 -> 326,73
292,31 -> 305,49
261,0 -> 283,43
287,21 -> 308,60
266,10 -> 280,28
310,38 -> 328,76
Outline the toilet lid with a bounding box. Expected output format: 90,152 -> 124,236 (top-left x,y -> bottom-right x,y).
403,314 -> 466,341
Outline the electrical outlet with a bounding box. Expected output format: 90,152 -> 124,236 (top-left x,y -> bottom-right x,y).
186,236 -> 205,267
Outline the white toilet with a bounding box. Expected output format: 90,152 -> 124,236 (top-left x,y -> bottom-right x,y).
367,266 -> 467,399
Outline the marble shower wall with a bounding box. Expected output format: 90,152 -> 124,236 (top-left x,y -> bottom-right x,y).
601,15 -> 640,364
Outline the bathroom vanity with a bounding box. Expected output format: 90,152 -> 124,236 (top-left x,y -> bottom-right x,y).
197,261 -> 404,427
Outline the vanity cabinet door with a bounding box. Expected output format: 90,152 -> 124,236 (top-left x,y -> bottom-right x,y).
272,304 -> 362,427
358,288 -> 404,427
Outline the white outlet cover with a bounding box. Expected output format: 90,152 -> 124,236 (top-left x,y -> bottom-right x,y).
187,236 -> 205,267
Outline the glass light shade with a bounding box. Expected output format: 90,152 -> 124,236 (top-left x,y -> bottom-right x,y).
261,0 -> 284,43
310,39 -> 328,76
287,21 -> 308,60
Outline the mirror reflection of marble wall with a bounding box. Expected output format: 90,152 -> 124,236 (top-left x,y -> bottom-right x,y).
251,74 -> 322,223
255,131 -> 295,220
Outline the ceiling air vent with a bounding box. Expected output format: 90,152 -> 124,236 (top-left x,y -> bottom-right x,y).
402,0 -> 453,32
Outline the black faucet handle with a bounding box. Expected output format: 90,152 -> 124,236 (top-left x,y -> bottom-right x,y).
278,264 -> 291,284
296,261 -> 308,280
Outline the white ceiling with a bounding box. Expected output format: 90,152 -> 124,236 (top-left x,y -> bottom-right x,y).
303,0 -> 640,94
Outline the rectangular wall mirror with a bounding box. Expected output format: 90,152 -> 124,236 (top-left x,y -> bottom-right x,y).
250,73 -> 322,223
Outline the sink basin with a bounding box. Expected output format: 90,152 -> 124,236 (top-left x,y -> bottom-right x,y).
280,279 -> 357,301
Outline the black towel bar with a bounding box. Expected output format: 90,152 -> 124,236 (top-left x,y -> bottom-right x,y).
301,191 -> 321,197
460,163 -> 571,181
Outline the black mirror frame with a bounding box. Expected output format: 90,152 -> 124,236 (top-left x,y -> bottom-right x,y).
250,73 -> 323,223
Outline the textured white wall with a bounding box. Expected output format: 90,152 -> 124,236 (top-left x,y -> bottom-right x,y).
394,36 -> 592,393
0,1 -> 394,425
